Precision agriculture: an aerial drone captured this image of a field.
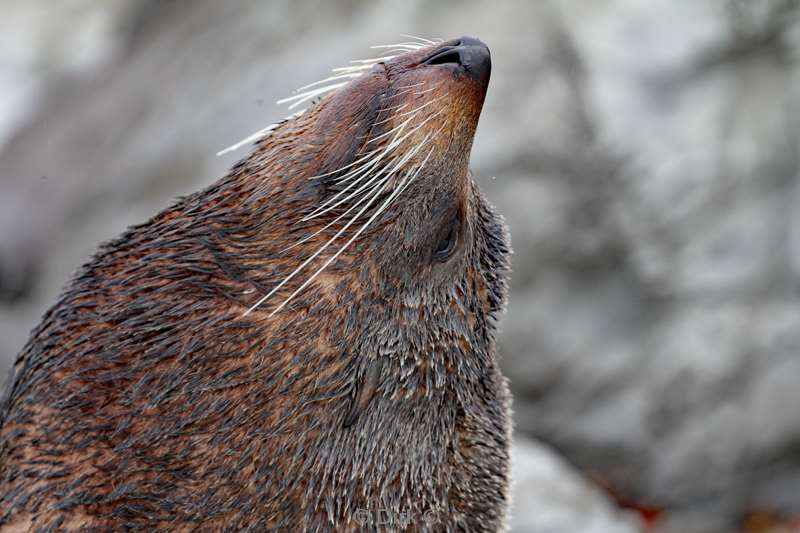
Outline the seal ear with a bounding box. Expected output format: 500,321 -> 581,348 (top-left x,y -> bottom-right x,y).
343,358 -> 383,428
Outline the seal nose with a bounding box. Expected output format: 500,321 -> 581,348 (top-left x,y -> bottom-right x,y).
422,36 -> 491,83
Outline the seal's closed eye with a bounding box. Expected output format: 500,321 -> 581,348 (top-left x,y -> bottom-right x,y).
433,210 -> 462,262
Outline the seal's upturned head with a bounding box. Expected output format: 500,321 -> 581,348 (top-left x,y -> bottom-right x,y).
0,36 -> 511,531
234,36 -> 504,318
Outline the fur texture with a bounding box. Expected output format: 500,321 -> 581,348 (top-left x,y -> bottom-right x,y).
0,36 -> 511,532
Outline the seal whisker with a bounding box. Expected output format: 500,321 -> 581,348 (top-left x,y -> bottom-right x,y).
388,86 -> 423,99
395,96 -> 446,118
218,41 -> 429,157
362,106 -> 444,150
370,105 -> 411,128
399,34 -> 437,45
268,138 -> 433,316
385,132 -> 441,211
370,43 -> 423,51
307,125 -> 423,219
294,73 -> 364,93
216,125 -> 281,157
391,148 -> 435,201
348,55 -> 399,65
278,82 -> 350,110
216,110 -> 306,156
414,83 -> 442,96
270,142 -> 436,317
377,100 -> 412,113
322,106 -> 441,191
306,146 -> 385,181
305,155 -> 390,219
369,48 -> 420,57
305,131 -> 430,222
380,126 -> 444,216
366,91 -> 419,121
363,113 -> 418,146
257,132 -> 433,316
242,162 -> 392,317
279,47 -> 413,112
303,127 -> 402,213
324,153 -> 386,187
394,82 -> 426,90
280,175 -> 392,253
363,106 -> 444,148
370,43 -> 422,49
290,179 -> 391,253
330,65 -> 375,74
317,121 -> 411,187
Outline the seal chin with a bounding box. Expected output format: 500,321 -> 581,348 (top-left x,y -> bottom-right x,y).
421,36 -> 491,85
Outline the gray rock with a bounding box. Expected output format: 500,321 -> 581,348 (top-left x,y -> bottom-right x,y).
510,437 -> 642,533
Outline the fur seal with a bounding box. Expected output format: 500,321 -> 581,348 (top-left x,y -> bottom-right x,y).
0,35 -> 511,531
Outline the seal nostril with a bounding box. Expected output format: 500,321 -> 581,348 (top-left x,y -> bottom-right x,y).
421,37 -> 490,84
422,46 -> 463,67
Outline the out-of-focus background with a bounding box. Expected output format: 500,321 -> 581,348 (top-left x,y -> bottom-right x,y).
1,1 -> 799,531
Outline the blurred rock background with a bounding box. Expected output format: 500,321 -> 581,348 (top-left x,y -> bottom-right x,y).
2,0 -> 800,531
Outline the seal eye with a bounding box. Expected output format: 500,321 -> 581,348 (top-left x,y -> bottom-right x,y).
433,212 -> 461,262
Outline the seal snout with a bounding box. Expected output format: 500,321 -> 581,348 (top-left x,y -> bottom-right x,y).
422,36 -> 491,83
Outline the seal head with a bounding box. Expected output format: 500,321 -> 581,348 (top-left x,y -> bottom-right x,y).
0,36 -> 511,532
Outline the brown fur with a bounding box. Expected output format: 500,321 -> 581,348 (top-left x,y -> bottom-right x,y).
0,36 -> 512,531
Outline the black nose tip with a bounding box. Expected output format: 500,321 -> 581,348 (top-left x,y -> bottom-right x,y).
422,36 -> 491,83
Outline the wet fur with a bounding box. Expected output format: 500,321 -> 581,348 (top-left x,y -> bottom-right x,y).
0,37 -> 512,532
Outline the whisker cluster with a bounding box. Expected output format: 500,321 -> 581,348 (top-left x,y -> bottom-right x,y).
225,35 -> 445,316
218,35 -> 439,156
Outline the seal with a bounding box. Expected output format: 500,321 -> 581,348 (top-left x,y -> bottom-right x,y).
0,35 -> 511,531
